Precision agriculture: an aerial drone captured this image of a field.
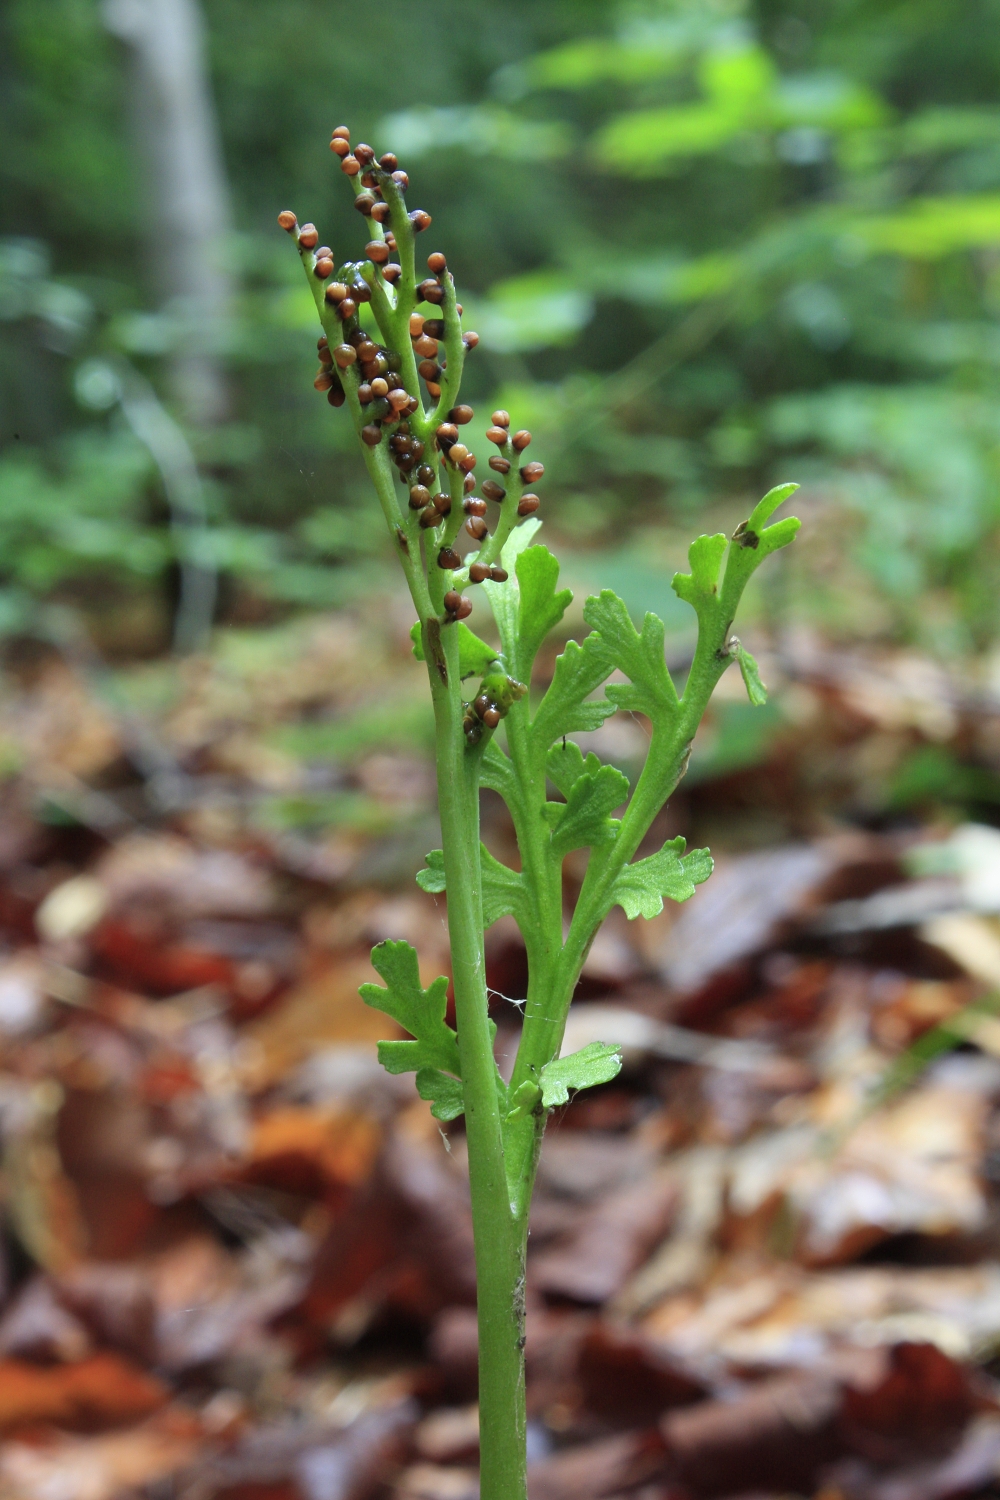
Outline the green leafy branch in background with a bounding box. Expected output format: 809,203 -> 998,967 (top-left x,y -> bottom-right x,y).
279,126 -> 800,1500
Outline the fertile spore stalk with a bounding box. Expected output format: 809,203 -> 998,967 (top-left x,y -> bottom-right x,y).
279,126 -> 800,1500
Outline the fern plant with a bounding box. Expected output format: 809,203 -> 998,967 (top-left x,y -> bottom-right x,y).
279,126 -> 800,1500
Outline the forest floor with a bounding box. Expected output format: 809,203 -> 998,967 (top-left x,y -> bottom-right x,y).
2,602 -> 1000,1500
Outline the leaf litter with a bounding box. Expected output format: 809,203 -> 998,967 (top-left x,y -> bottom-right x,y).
2,606 -> 1000,1497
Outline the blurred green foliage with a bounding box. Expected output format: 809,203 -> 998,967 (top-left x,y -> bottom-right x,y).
4,0 -> 1000,651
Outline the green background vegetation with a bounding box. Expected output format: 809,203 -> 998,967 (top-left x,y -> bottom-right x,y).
4,0 -> 1000,655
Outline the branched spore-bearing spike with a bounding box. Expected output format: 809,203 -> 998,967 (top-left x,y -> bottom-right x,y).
278,126 -> 548,635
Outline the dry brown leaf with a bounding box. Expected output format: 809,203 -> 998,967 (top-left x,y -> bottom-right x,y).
0,1412 -> 202,1500
0,1352 -> 168,1432
241,957 -> 402,1090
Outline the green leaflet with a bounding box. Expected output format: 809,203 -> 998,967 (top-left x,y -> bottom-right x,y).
411,619 -> 500,680
733,641 -> 768,706
581,591 -> 680,723
546,739 -> 606,796
514,545 -> 572,672
539,1041 -> 623,1108
480,738 -> 520,808
671,532 -> 727,610
609,836 -> 713,919
531,632 -> 616,750
416,845 -> 527,928
481,846 -> 527,926
672,485 -> 801,634
360,939 -> 461,1078
545,761 -> 630,857
484,539 -> 570,681
504,1078 -> 543,1123
416,1068 -> 466,1121
415,849 -> 447,894
482,517 -> 542,658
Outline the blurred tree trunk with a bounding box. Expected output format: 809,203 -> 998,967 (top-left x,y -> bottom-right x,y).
102,0 -> 232,426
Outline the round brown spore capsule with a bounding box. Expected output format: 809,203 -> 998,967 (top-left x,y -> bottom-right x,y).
330,137 -> 351,158
371,202 -> 391,224
423,319 -> 445,338
333,344 -> 357,368
481,479 -> 506,502
361,424 -> 382,445
318,346 -> 334,367
457,452 -> 477,473
491,410 -> 510,428
353,281 -> 372,303
355,143 -> 375,165
410,210 -> 432,233
463,331 -> 480,350
370,377 -> 389,397
438,548 -> 461,570
463,474 -> 476,494
385,231 -> 397,250
433,492 -> 451,515
314,257 -> 334,279
341,156 -> 360,176
314,371 -> 334,391
409,485 -> 431,509
436,422 -> 459,447
468,562 -> 490,584
482,706 -> 501,729
450,405 -> 473,425
331,125 -> 350,140
298,224 -> 319,248
392,170 -> 409,190
366,241 -> 390,265
448,443 -> 469,465
361,170 -> 378,189
489,456 -> 511,475
419,507 -> 438,529
427,252 -> 447,273
325,282 -> 348,303
418,280 -> 444,305
426,381 -> 441,399
354,192 -> 375,215
327,386 -> 346,407
489,566 -> 509,583
455,597 -> 473,620
512,430 -> 531,451
486,426 -> 508,446
463,496 -> 487,517
379,152 -> 398,171
465,517 -> 488,541
356,339 -> 378,362
416,464 -> 435,485
473,695 -> 490,719
381,264 -> 402,284
357,383 -> 373,405
517,494 -> 540,515
277,210 -> 297,230
520,461 -> 544,483
418,360 -> 441,381
443,590 -> 462,613
409,313 -> 425,338
414,335 -> 438,358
